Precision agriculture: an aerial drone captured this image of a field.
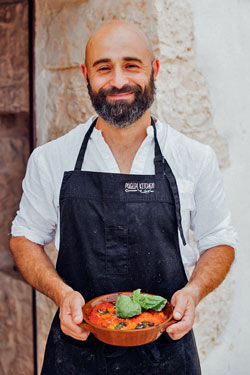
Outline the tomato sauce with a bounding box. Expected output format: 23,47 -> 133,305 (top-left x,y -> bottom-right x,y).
88,302 -> 167,330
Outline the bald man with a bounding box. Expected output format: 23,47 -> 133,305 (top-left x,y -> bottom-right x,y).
10,21 -> 236,374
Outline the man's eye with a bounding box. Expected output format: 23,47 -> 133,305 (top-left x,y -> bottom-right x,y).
126,64 -> 139,69
98,66 -> 110,72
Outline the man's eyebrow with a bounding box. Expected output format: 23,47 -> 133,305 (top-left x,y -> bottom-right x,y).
92,58 -> 111,67
92,57 -> 143,67
122,57 -> 143,64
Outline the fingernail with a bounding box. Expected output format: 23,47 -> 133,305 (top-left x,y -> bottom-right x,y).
174,312 -> 182,320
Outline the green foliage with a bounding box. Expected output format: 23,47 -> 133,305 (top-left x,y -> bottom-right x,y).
132,289 -> 167,311
115,289 -> 167,319
115,294 -> 142,318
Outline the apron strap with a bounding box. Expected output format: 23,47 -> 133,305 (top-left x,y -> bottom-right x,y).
164,160 -> 186,246
74,117 -> 98,171
152,117 -> 165,176
152,119 -> 186,246
75,117 -> 161,172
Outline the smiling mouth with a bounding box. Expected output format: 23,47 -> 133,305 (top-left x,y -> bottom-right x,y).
107,92 -> 134,100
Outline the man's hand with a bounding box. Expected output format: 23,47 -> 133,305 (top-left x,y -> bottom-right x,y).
166,287 -> 196,340
9,237 -> 92,341
59,290 -> 90,341
166,245 -> 235,340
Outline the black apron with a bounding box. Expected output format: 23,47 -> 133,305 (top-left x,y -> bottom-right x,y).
41,118 -> 201,375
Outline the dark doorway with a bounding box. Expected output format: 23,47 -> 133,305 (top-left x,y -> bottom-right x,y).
0,0 -> 36,374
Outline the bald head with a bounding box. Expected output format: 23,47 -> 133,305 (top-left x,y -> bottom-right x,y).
85,20 -> 154,68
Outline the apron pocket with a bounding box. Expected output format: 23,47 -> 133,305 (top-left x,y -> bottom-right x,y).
105,225 -> 129,274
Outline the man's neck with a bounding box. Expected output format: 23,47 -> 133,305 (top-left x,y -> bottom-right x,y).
95,109 -> 151,147
95,110 -> 152,173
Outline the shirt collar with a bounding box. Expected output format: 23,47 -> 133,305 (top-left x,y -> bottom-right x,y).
89,114 -> 163,139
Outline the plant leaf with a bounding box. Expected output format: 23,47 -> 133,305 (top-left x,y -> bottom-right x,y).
115,294 -> 141,318
132,290 -> 167,311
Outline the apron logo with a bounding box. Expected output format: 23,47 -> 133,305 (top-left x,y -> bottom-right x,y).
125,182 -> 155,194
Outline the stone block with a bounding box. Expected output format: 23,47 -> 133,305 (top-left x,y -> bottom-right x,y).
0,113 -> 30,264
0,271 -> 33,375
0,112 -> 29,134
0,1 -> 29,113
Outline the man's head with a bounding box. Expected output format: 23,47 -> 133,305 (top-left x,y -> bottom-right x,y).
81,21 -> 159,128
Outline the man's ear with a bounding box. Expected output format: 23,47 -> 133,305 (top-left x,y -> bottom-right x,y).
81,64 -> 87,81
152,58 -> 160,80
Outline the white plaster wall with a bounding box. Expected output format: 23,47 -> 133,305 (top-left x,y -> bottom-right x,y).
188,1 -> 250,374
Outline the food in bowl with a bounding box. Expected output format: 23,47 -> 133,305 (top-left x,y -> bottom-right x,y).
81,291 -> 175,346
88,289 -> 169,330
88,301 -> 168,330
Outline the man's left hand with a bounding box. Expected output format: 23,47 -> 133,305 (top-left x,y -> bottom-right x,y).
165,245 -> 235,340
166,287 -> 196,340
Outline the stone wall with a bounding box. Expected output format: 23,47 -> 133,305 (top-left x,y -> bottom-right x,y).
0,1 -> 33,374
0,272 -> 33,375
35,0 -> 235,373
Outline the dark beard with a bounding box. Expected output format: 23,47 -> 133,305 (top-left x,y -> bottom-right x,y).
87,70 -> 155,128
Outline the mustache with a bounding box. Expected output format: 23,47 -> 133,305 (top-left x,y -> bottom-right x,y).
86,70 -> 155,128
97,84 -> 143,97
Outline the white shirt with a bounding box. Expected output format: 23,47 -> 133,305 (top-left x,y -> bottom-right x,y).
11,115 -> 237,271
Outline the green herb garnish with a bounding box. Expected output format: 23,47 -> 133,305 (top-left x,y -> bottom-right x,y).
115,294 -> 141,318
97,309 -> 109,315
143,321 -> 155,327
115,289 -> 167,319
135,321 -> 155,329
132,289 -> 167,311
115,321 -> 127,330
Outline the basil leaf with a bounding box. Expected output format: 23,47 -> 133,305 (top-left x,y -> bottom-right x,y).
115,290 -> 167,319
115,321 -> 127,329
131,289 -> 141,300
149,299 -> 167,311
135,322 -> 146,329
115,294 -> 141,318
135,321 -> 155,329
97,309 -> 109,315
132,290 -> 167,311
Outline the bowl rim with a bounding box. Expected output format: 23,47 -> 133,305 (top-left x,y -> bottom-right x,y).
82,291 -> 173,333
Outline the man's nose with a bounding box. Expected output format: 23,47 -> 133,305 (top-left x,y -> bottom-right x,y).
110,67 -> 129,89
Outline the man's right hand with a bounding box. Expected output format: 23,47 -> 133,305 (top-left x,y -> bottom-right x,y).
9,237 -> 90,341
59,290 -> 90,341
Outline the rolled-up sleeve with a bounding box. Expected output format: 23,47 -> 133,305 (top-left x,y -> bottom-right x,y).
11,148 -> 57,245
191,146 -> 238,254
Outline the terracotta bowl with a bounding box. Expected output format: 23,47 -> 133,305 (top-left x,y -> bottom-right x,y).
81,292 -> 176,347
